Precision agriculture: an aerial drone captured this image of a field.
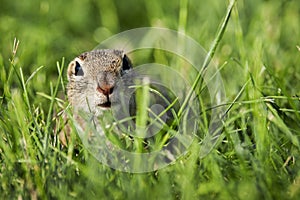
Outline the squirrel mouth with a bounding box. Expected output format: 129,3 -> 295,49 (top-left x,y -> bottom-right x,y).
97,101 -> 111,108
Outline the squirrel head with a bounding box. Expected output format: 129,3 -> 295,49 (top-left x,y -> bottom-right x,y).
67,49 -> 132,115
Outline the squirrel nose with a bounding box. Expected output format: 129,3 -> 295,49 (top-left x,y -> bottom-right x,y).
97,85 -> 114,96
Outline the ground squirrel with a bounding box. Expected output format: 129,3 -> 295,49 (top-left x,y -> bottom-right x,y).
67,49 -> 132,114
60,49 -> 132,145
61,49 -> 178,149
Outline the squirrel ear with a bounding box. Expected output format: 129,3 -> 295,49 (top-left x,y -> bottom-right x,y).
67,61 -> 76,80
122,54 -> 132,71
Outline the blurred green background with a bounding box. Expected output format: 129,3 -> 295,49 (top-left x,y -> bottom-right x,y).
0,0 -> 299,103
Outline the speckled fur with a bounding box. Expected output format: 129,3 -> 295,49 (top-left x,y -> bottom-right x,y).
60,49 -> 132,146
67,49 -> 128,115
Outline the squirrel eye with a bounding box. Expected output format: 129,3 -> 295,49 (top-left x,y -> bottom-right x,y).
122,54 -> 132,71
74,61 -> 84,76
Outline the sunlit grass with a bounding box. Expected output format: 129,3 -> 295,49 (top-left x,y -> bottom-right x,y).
1,0 -> 300,199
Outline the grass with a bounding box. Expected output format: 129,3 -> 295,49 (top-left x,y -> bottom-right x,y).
1,0 -> 300,199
